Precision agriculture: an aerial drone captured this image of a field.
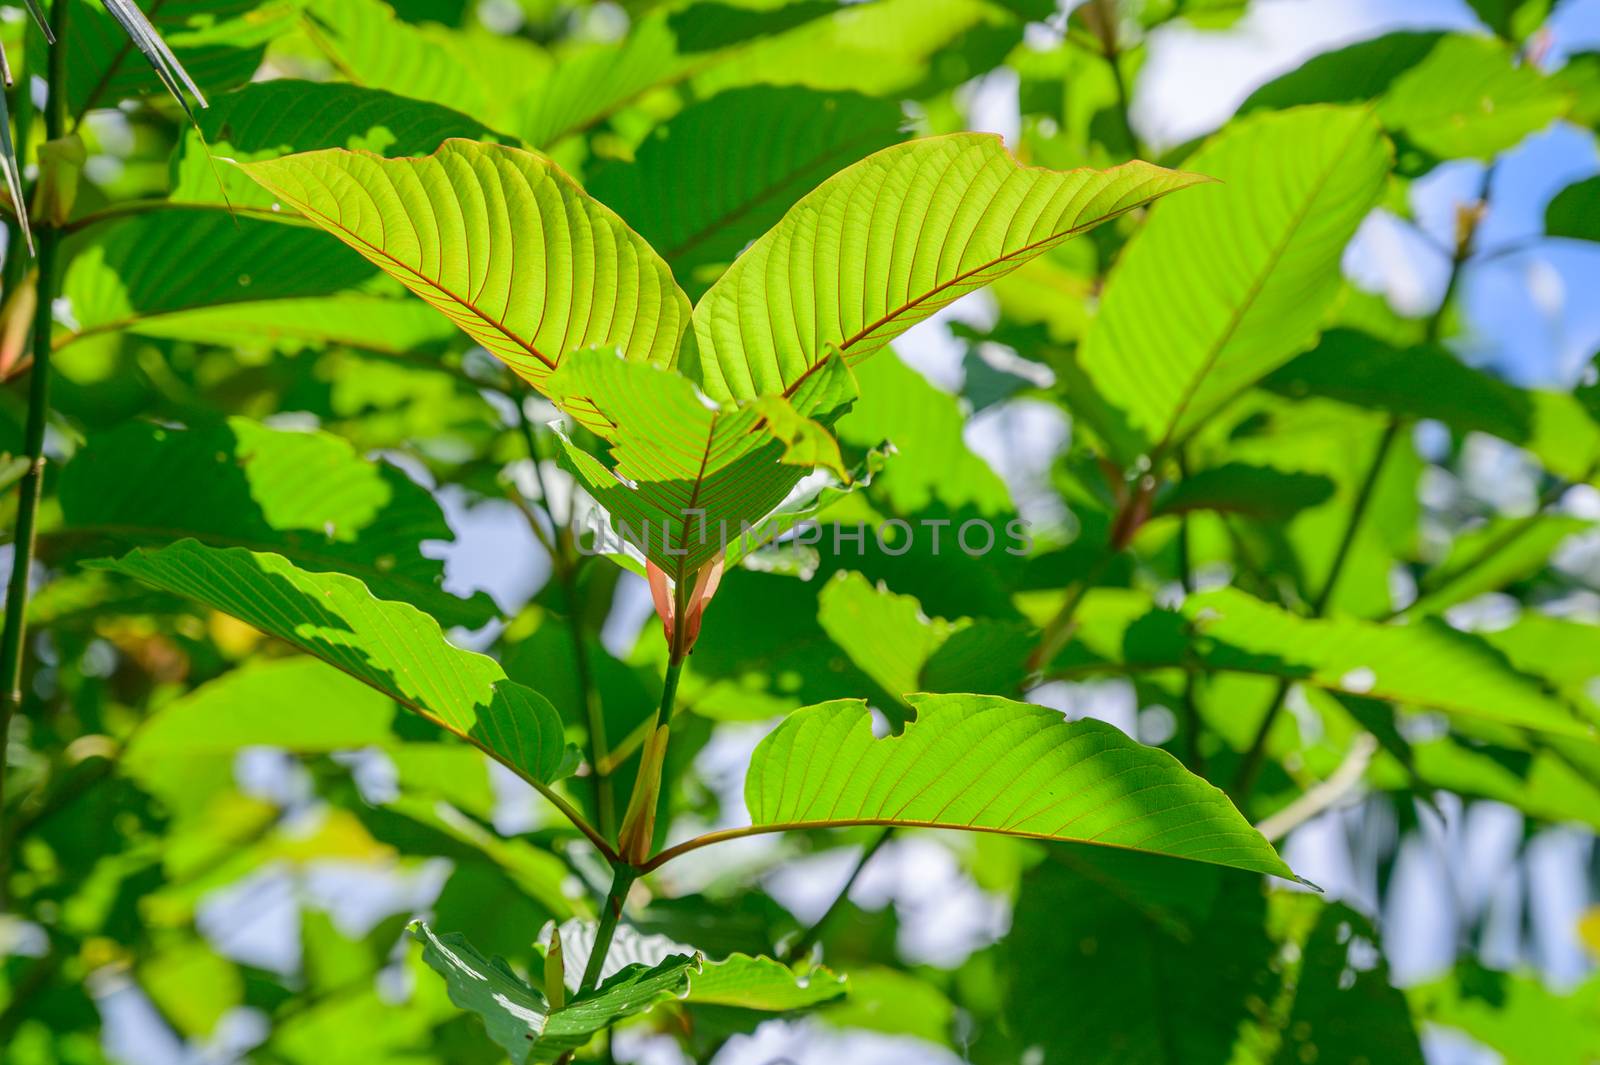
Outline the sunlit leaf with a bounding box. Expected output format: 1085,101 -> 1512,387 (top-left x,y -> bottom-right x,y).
93,540 -> 575,787
1071,106 -> 1390,465
412,921 -> 699,1063
683,133 -> 1206,402
241,139 -> 691,428
1057,587 -> 1599,740
741,691 -> 1296,879
1241,33 -> 1566,171
53,416 -> 493,625
549,347 -> 855,579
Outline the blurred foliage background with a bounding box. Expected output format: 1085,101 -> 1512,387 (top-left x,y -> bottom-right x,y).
3,0 -> 1600,1062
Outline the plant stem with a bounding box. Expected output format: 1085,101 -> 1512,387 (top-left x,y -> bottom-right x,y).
1174,453 -> 1206,775
1229,415 -> 1400,802
514,401 -> 615,839
1088,0 -> 1141,158
0,0 -> 68,906
782,828 -> 893,963
579,864 -> 638,993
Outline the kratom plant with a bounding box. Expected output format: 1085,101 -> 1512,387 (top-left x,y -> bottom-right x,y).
3,1 -> 1600,1063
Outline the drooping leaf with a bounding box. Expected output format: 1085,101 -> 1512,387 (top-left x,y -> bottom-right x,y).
681,132 -> 1207,403
411,922 -> 699,1064
1070,106 -> 1390,466
588,86 -> 907,294
549,347 -> 856,579
240,139 -> 691,427
91,541 -> 574,788
53,417 -> 493,625
738,691 -> 1296,880
1546,174 -> 1600,243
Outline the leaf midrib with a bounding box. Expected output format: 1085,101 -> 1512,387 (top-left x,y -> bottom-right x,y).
1150,116 -> 1372,459
251,174 -> 558,371
830,194 -> 1161,360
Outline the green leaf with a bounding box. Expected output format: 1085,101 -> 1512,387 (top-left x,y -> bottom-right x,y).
818,966 -> 955,1044
1546,174 -> 1600,242
538,919 -> 847,1012
682,132 -> 1207,403
1001,849 -> 1275,1065
171,79 -> 502,209
694,0 -> 1029,99
1071,106 -> 1391,466
239,139 -> 692,428
741,691 -> 1296,880
816,572 -> 1032,712
1410,965 -> 1600,1065
90,540 -> 574,788
1152,463 -> 1336,522
118,293 -> 462,356
682,953 -> 847,1011
588,86 -> 907,294
1465,0 -> 1557,42
1262,329 -> 1534,442
1059,587 -> 1598,741
1269,904 -> 1425,1065
1241,33 -> 1566,172
821,350 -> 1026,619
549,347 -> 856,578
124,658 -> 398,772
411,922 -> 699,1064
54,417 -> 493,626
296,0 -> 527,119
1405,514 -> 1592,618
60,212 -> 377,344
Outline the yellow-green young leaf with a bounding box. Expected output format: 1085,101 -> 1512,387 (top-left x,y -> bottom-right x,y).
548,348 -> 856,579
681,133 -> 1208,402
742,692 -> 1296,880
91,541 -> 574,788
1073,106 -> 1391,465
239,140 -> 691,428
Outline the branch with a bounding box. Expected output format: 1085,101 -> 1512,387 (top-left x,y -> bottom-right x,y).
1254,733 -> 1378,842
